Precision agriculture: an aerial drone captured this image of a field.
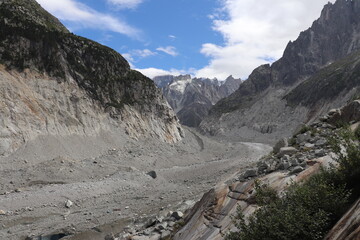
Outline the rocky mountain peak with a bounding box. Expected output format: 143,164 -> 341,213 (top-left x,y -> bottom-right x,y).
176,74 -> 192,81
232,0 -> 359,91
154,74 -> 241,127
225,75 -> 234,81
153,75 -> 175,88
201,0 -> 360,143
273,0 -> 360,86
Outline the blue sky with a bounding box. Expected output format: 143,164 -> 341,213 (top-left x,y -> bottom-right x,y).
67,0 -> 222,70
36,0 -> 335,80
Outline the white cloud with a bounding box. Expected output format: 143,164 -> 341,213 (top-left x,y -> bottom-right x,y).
122,53 -> 134,62
36,0 -> 141,38
156,46 -> 178,57
132,49 -> 157,58
136,68 -> 182,79
168,35 -> 177,39
136,67 -> 197,79
107,0 -> 143,9
123,49 -> 157,63
196,0 -> 336,79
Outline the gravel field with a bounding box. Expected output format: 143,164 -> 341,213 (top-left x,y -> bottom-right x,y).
0,128 -> 271,240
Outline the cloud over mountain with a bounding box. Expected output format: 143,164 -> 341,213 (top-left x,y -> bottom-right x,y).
196,0 -> 335,79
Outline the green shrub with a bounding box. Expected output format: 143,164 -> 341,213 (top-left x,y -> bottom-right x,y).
331,128 -> 360,198
251,180 -> 279,206
350,93 -> 360,102
227,173 -> 351,240
294,125 -> 312,136
227,126 -> 360,240
228,204 -> 330,240
288,137 -> 297,146
334,120 -> 350,128
354,126 -> 360,141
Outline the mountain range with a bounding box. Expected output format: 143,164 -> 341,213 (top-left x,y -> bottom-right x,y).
153,74 -> 241,127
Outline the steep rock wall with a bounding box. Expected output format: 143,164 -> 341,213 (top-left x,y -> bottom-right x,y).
0,0 -> 183,155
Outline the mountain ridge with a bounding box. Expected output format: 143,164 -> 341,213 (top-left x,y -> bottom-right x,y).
200,0 -> 360,143
154,74 -> 241,127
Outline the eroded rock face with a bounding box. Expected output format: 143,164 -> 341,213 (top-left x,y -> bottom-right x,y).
0,0 -> 183,155
200,0 -> 360,143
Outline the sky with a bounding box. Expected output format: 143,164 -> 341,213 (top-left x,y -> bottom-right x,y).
35,0 -> 336,80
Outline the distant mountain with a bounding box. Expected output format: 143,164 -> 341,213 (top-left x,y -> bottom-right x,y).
153,75 -> 242,127
0,0 -> 183,155
200,0 -> 360,143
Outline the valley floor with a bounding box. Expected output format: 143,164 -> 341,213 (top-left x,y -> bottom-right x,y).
0,128 -> 271,240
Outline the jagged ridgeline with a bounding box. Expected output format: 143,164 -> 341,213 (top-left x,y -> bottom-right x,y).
154,75 -> 242,127
0,0 -> 159,109
200,0 -> 360,143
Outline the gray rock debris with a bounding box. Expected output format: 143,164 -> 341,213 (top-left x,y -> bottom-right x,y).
278,161 -> 291,170
147,171 -> 157,179
296,132 -> 312,144
277,147 -> 298,158
304,143 -> 315,148
273,138 -> 288,154
161,230 -> 172,239
290,158 -> 299,167
171,211 -> 184,220
65,200 -> 73,208
257,162 -> 270,174
315,138 -> 327,147
290,166 -> 304,175
315,149 -> 326,157
242,169 -> 258,179
156,222 -> 168,231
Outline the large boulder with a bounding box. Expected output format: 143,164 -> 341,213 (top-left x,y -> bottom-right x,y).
147,171 -> 157,179
341,100 -> 360,122
171,211 -> 184,220
242,169 -> 258,179
289,166 -> 304,175
273,138 -> 288,154
328,100 -> 360,125
296,132 -> 311,144
277,147 -> 298,158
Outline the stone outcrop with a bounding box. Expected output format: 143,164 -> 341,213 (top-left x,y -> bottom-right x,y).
174,159 -> 331,240
154,75 -> 241,127
200,0 -> 360,143
325,198 -> 360,240
325,100 -> 360,125
0,0 -> 183,155
173,105 -> 357,240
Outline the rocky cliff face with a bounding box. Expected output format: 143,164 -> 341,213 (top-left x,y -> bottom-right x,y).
0,0 -> 183,155
201,0 -> 360,143
154,75 -> 241,127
